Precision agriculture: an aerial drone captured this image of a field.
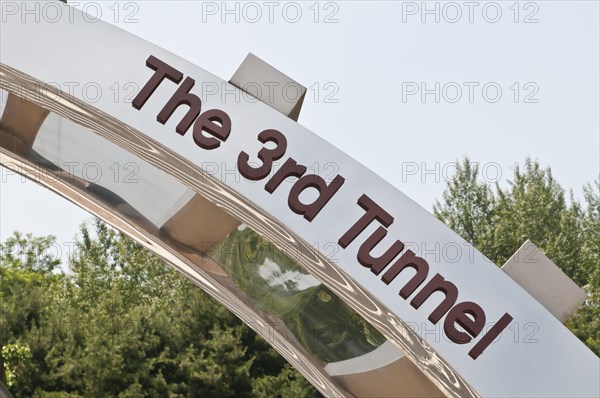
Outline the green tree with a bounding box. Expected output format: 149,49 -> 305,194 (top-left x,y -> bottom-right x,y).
435,156 -> 599,355
566,181 -> 600,355
2,343 -> 32,389
433,157 -> 495,253
251,364 -> 316,398
0,232 -> 61,391
489,160 -> 576,273
1,220 -> 313,397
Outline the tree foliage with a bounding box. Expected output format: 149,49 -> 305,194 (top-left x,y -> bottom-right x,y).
1,220 -> 313,397
435,157 -> 599,355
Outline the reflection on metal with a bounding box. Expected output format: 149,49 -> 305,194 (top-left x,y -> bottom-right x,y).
161,193 -> 241,251
0,94 -> 48,155
325,341 -> 404,376
326,342 -> 444,398
0,61 -> 478,398
501,240 -> 588,323
210,226 -> 386,364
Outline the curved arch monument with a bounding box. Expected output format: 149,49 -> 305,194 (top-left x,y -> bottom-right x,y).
1,3 -> 598,397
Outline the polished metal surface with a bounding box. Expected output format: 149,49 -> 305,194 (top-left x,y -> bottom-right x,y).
325,341 -> 443,398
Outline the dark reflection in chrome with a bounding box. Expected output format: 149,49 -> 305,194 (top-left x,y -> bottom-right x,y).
211,227 -> 385,363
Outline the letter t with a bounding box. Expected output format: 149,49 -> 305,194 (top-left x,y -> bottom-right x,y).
338,194 -> 394,248
132,55 -> 184,110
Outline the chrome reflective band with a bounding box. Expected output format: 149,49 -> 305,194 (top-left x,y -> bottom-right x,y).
1,3 -> 599,398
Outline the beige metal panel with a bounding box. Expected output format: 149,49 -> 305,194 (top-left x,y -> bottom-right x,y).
325,341 -> 444,398
332,357 -> 444,397
0,93 -> 48,154
229,53 -> 306,121
161,193 -> 241,251
501,240 -> 587,322
325,341 -> 404,376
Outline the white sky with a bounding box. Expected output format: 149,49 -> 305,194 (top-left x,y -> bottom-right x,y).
1,1 -> 599,262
